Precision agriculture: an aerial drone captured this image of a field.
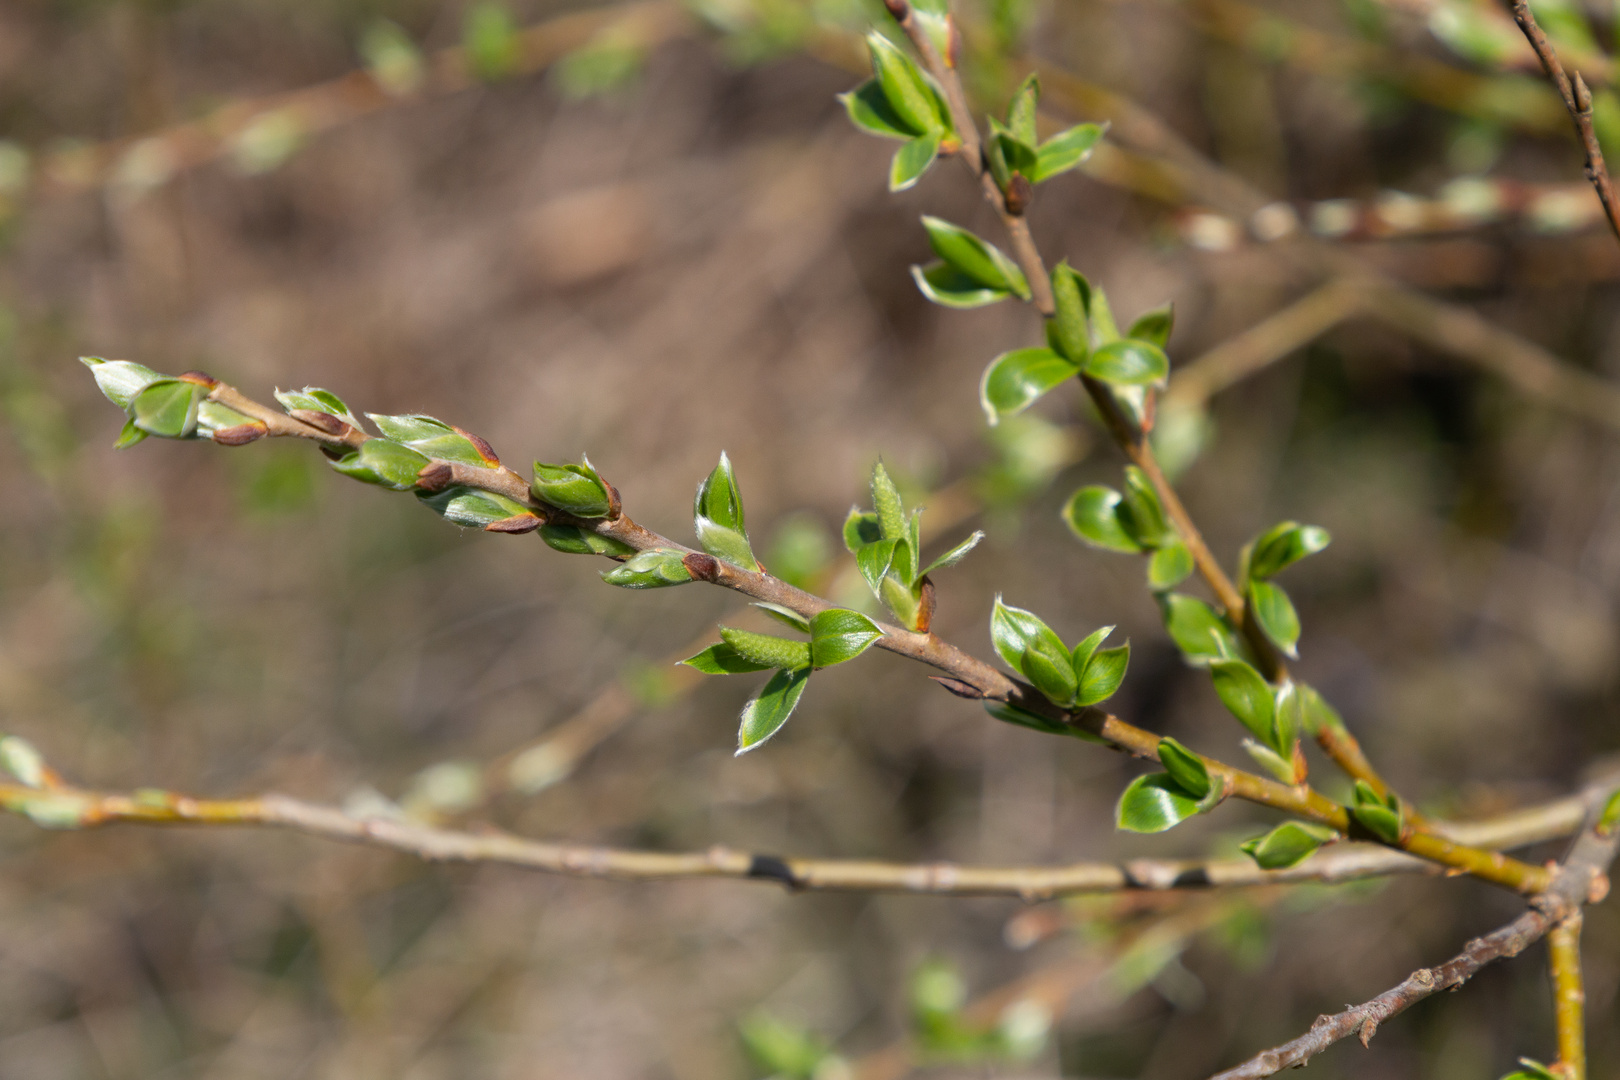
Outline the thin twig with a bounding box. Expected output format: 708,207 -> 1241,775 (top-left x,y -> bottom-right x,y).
1548,912 -> 1586,1080
1508,0 -> 1620,245
1206,782 -> 1620,1079
0,775 -> 1595,901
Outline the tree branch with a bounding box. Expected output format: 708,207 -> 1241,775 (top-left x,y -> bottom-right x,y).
1548,912 -> 1586,1080
1205,781 -> 1620,1079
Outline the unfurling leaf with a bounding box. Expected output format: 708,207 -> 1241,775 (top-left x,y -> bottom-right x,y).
1116,773 -> 1201,833
1032,122 -> 1105,182
82,357 -> 161,409
737,666 -> 812,754
275,386 -> 365,430
840,78 -> 916,140
1120,466 -> 1172,548
1022,636 -> 1079,705
1077,643 -> 1129,706
920,217 -> 1030,299
1063,486 -> 1143,553
990,597 -> 1065,679
531,457 -> 612,517
329,439 -> 432,490
1210,659 -> 1277,747
1155,737 -> 1211,800
680,642 -> 773,675
719,627 -> 813,670
1006,73 -> 1039,147
538,524 -> 637,557
809,608 -> 884,668
979,347 -> 1080,424
843,508 -> 884,552
921,530 -> 984,576
1158,592 -> 1238,665
1247,521 -> 1332,581
753,602 -> 812,633
1242,738 -> 1297,784
1085,338 -> 1169,386
871,461 -> 906,542
600,548 -> 693,588
890,132 -> 941,192
856,538 -> 899,594
867,32 -> 946,137
1069,625 -> 1113,679
369,413 -> 498,467
1147,541 -> 1194,591
694,451 -> 756,569
1249,579 -> 1301,656
1241,821 -> 1337,870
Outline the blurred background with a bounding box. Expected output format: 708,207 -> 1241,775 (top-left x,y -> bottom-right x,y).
1,0 -> 1620,1076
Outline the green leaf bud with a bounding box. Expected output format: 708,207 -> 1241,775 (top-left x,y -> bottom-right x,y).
870,462 -> 906,541
1249,579 -> 1301,657
1147,541 -> 1194,591
920,216 -> 1029,298
1127,302 -> 1175,349
1240,821 -> 1337,870
1077,642 -> 1129,706
129,378 -> 206,439
843,508 -> 884,552
737,666 -> 812,754
839,78 -> 916,140
274,386 -> 364,431
328,439 -> 432,490
1351,780 -> 1404,844
1210,659 -> 1277,748
1120,465 -> 1172,548
1062,486 -> 1143,553
1242,738 -> 1298,784
600,548 -> 693,588
990,597 -> 1068,685
369,413 -> 499,467
910,261 -> 1014,308
1006,73 -> 1039,147
1248,521 -> 1332,581
417,485 -> 540,532
1046,261 -> 1091,364
889,132 -> 941,192
1157,592 -> 1239,665
866,32 -> 944,137
1032,122 -> 1106,182
532,457 -> 612,517
1085,339 -> 1170,386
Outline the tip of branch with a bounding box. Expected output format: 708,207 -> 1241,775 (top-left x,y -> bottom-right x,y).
1574,71 -> 1593,113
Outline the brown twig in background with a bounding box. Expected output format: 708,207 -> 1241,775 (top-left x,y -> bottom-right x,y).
1507,0 -> 1620,243
1205,782 -> 1620,1079
1548,912 -> 1587,1080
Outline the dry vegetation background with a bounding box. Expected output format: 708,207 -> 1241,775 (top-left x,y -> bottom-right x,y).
0,0 -> 1618,1076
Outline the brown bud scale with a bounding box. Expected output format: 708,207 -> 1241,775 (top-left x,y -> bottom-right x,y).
416,461 -> 455,492
289,409 -> 349,436
682,552 -> 721,582
211,423 -> 268,446
453,426 -> 500,467
177,370 -> 220,388
485,514 -> 542,534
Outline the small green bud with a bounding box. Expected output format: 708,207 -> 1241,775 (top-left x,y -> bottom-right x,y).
532,457 -> 612,517
600,548 -> 693,588
328,439 -> 432,490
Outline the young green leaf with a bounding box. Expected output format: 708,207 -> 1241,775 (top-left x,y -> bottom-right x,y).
1155,737 -> 1212,800
1249,579 -> 1301,657
720,627 -> 813,670
1069,625 -> 1113,679
1210,659 -> 1276,746
1158,593 -> 1238,665
1087,284 -> 1120,345
809,608 -> 884,668
1248,521 -> 1332,580
856,538 -> 899,594
82,357 -> 161,409
736,666 -> 812,754
328,439 -> 432,490
920,217 -> 1030,298
531,457 -> 612,517
986,124 -> 1036,188
1021,638 -> 1079,706
753,602 -> 812,633
1047,262 -> 1091,364
1147,541 -> 1194,591
979,347 -> 1080,424
890,132 -> 942,192
196,401 -> 259,441
1006,73 -> 1039,147
985,701 -> 1074,738
538,524 -> 636,557
694,452 -> 756,569
1351,780 -> 1404,843
1294,682 -> 1345,736
600,548 -> 693,588
418,486 -> 540,531
1116,773 -> 1201,833
113,417 -> 148,449
843,508 -> 884,552
1499,1060 -> 1560,1080
681,642 -> 774,675
866,32 -> 944,137
910,263 -> 1014,309
920,530 -> 984,577
1085,339 -> 1170,386
1032,122 -> 1105,182
1240,821 -> 1337,870
989,597 -> 1066,679
1127,303 -> 1174,349
1076,643 -> 1129,706
130,379 -> 205,439
839,78 -> 917,140
1062,486 -> 1144,553
878,573 -> 922,630
369,413 -> 498,467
